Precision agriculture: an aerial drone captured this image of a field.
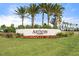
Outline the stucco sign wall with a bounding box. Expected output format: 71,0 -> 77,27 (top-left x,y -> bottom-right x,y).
16,29 -> 61,36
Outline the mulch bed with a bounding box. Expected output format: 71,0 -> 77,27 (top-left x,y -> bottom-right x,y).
16,35 -> 57,39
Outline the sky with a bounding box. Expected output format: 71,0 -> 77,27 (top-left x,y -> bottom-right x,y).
0,0 -> 78,3
0,3 -> 79,27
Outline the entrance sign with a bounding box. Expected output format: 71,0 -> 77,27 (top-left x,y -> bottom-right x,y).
33,30 -> 48,35
16,29 -> 61,36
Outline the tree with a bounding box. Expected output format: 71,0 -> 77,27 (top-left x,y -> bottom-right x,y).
10,24 -> 16,32
66,22 -> 69,31
1,25 -> 6,30
69,23 -> 72,31
45,3 -> 54,26
76,24 -> 78,31
62,22 -> 67,31
39,3 -> 47,26
3,24 -> 15,33
11,24 -> 14,28
27,4 -> 39,28
15,6 -> 26,26
53,4 -> 64,28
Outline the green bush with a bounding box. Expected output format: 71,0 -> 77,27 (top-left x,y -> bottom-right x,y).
34,24 -> 41,28
56,32 -> 68,37
0,33 -> 16,38
16,33 -> 23,37
4,27 -> 15,33
0,24 -> 16,33
56,32 -> 74,38
43,23 -> 52,29
26,25 -> 32,28
53,24 -> 58,29
1,25 -> 6,30
18,25 -> 25,29
5,33 -> 13,38
67,32 -> 74,36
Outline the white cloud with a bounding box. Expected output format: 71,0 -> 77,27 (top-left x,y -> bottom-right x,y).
0,4 -> 31,27
62,17 -> 79,25
0,15 -> 31,27
0,0 -> 55,3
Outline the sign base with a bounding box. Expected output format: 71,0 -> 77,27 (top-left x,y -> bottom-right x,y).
17,35 -> 56,38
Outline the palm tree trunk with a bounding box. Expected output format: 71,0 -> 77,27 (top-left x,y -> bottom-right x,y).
42,13 -> 44,27
54,16 -> 58,28
32,16 -> 34,28
67,24 -> 68,31
48,14 -> 50,26
70,24 -> 71,31
22,17 -> 24,26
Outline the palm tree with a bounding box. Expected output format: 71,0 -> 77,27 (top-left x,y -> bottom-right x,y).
45,3 -> 54,26
53,3 -> 64,28
66,22 -> 69,31
63,22 -> 67,31
76,24 -> 78,31
39,3 -> 47,26
69,23 -> 72,31
27,4 -> 39,28
15,6 -> 26,26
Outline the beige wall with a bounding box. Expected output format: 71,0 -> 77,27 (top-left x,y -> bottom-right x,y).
16,29 -> 61,36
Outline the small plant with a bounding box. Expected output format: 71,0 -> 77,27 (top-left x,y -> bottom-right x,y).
18,25 -> 25,29
34,24 -> 41,28
53,24 -> 58,29
56,32 -> 67,37
67,32 -> 74,36
4,27 -> 15,33
56,32 -> 74,38
16,33 -> 23,38
5,33 -> 13,38
0,33 -> 16,38
43,23 -> 52,29
26,25 -> 32,28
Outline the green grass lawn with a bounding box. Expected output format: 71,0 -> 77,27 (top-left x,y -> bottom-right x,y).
0,35 -> 79,56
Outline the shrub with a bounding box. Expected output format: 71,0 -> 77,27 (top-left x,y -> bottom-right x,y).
26,25 -> 32,28
0,33 -> 16,38
34,24 -> 41,28
49,36 -> 57,38
56,32 -> 68,37
16,33 -> 23,38
1,25 -> 6,30
43,23 -> 52,29
53,24 -> 58,29
10,24 -> 16,32
67,32 -> 74,36
5,33 -> 13,38
56,32 -> 74,38
18,25 -> 25,29
4,27 -> 15,33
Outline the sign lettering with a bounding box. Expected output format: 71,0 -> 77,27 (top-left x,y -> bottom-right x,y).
33,30 -> 48,34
